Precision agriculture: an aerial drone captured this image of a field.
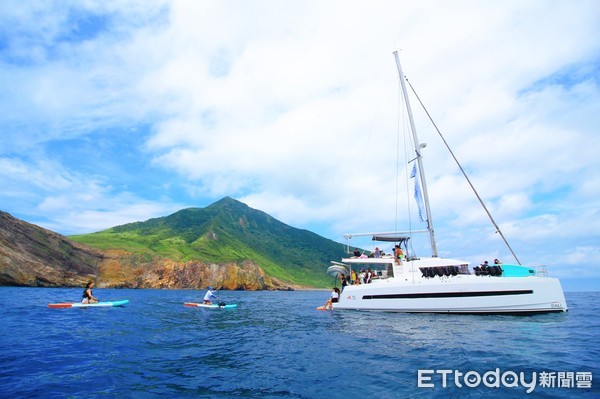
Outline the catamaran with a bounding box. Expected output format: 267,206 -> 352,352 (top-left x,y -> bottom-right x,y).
327,52 -> 567,314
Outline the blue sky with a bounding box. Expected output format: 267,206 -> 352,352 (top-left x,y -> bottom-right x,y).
1,1 -> 599,291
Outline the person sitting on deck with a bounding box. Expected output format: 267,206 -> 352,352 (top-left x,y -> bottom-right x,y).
322,287 -> 341,310
374,247 -> 381,258
353,248 -> 361,257
479,261 -> 490,274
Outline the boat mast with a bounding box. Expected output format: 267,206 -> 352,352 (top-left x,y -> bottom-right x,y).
393,51 -> 438,257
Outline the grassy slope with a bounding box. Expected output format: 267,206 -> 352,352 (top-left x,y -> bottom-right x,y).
70,198 -> 345,287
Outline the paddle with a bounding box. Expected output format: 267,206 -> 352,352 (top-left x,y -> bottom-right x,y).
215,290 -> 226,307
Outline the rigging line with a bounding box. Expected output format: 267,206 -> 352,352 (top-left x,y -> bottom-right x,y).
457,229 -> 507,253
395,86 -> 400,231
400,89 -> 414,237
399,86 -> 419,259
405,78 -> 522,265
401,90 -> 410,231
342,101 -> 379,227
396,72 -> 421,258
396,79 -> 412,231
405,133 -> 418,258
343,64 -> 393,229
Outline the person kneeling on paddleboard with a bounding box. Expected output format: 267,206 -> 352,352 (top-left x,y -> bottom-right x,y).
203,286 -> 218,305
82,281 -> 99,304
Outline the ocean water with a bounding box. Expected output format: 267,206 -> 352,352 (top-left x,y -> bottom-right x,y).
0,288 -> 598,398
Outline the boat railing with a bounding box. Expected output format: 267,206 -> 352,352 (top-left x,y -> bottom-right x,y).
535,265 -> 548,277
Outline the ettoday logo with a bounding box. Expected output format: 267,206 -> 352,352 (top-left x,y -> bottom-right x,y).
418,369 -> 537,393
418,369 -> 593,393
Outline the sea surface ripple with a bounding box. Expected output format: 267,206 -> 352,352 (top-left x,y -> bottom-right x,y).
0,288 -> 598,398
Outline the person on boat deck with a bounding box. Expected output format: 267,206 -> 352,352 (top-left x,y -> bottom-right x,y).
203,286 -> 218,304
82,281 -> 99,304
339,274 -> 348,290
494,259 -> 501,265
351,269 -> 358,285
364,268 -> 373,284
353,248 -> 361,257
374,247 -> 381,258
323,287 -> 341,310
394,245 -> 404,264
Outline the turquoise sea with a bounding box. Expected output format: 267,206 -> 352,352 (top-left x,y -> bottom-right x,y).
0,288 -> 598,398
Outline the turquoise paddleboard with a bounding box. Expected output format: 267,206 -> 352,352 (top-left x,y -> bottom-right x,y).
48,300 -> 129,308
184,302 -> 238,309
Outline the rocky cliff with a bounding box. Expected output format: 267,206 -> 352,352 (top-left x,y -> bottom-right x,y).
0,211 -> 294,290
96,249 -> 293,290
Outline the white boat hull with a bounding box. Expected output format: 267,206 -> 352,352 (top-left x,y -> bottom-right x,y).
333,273 -> 567,314
329,54 -> 569,315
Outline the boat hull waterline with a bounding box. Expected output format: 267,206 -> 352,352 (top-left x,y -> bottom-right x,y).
331,259 -> 567,314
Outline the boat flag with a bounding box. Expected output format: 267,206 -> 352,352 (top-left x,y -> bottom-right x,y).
410,164 -> 426,222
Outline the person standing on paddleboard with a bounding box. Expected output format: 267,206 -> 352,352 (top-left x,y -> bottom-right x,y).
203,286 -> 218,304
82,281 -> 99,304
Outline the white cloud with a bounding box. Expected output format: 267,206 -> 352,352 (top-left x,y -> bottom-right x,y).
0,155 -> 182,234
1,0 -> 599,279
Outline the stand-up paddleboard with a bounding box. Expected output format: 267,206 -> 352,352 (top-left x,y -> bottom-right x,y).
48,300 -> 129,309
184,302 -> 237,309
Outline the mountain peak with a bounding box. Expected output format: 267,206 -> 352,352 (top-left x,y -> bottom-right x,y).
208,196 -> 249,210
69,197 -> 345,287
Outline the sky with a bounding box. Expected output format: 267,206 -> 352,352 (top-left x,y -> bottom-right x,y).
1,1 -> 599,291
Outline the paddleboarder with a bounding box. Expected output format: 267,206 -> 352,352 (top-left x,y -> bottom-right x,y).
203,286 -> 218,305
82,281 -> 99,304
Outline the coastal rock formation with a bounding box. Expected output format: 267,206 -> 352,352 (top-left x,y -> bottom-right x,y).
0,211 -> 293,290
97,249 -> 292,290
0,211 -> 102,287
